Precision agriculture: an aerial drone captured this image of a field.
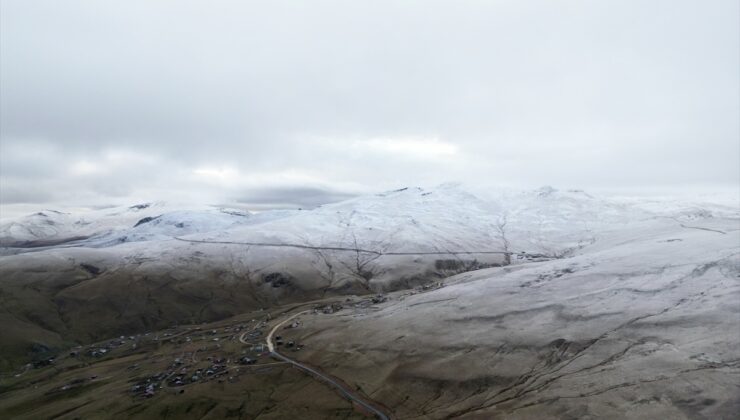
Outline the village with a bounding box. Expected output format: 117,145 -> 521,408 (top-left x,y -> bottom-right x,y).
3,291 -> 408,410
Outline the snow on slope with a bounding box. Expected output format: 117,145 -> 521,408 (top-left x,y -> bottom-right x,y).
291,201 -> 740,419
0,186 -> 505,294
0,184 -> 737,374
1,184 -> 732,259
0,185 -> 734,287
483,186 -> 650,257
0,202 -> 297,248
186,185 -> 506,254
0,202 -> 176,243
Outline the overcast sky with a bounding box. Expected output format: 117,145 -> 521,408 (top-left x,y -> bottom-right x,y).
1,0 -> 738,216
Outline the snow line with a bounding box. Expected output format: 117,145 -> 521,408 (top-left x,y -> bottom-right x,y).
174,237 -> 511,256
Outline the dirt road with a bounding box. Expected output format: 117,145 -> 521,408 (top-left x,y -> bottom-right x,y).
261,310 -> 391,420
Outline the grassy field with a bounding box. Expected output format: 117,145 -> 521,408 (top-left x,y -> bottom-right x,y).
0,303 -> 369,420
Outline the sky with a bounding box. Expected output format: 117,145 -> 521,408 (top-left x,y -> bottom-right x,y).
1,0 -> 738,217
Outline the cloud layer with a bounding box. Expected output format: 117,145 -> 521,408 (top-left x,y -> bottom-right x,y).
1,0 -> 738,215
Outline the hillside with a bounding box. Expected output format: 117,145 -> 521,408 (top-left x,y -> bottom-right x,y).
1,185 -> 509,369
0,186 -> 735,376
287,207 -> 739,418
0,188 -> 737,418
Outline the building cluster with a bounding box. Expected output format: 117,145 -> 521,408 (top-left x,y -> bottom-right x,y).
62,335 -> 141,361
315,302 -> 344,314
126,319 -> 276,399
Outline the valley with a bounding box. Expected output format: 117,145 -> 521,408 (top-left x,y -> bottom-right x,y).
1,186 -> 738,419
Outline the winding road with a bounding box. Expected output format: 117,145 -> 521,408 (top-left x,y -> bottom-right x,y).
241,310 -> 391,420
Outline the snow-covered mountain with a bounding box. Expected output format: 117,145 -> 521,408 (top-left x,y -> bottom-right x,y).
0,184 -> 665,254
295,202 -> 739,419
0,185 -> 736,371
1,185 -> 513,290
0,202 -> 270,247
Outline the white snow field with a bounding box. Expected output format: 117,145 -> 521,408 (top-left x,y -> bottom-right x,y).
293,197 -> 739,418
0,184 -> 735,298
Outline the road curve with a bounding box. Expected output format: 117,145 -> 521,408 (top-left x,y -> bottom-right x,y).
265,310 -> 391,420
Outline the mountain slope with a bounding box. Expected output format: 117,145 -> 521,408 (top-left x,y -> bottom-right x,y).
0,186 -> 510,369
286,208 -> 740,419
0,185 -> 734,374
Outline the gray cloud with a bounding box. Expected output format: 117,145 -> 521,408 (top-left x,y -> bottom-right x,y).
1,0 -> 738,214
236,187 -> 356,209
